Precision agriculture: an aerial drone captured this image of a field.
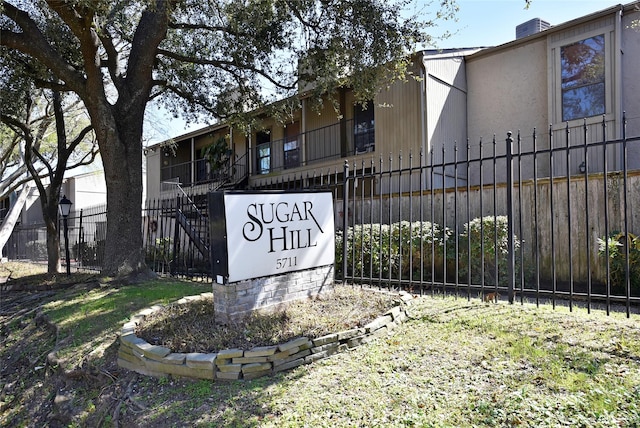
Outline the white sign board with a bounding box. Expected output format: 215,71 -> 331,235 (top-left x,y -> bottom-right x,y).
223,192 -> 335,282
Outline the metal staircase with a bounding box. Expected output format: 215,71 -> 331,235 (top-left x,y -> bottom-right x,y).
167,154 -> 248,276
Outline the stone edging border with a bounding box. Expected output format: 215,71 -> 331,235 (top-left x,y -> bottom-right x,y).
117,289 -> 415,381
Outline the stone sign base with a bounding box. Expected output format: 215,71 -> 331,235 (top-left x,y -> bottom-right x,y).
213,265 -> 334,324
117,289 -> 414,381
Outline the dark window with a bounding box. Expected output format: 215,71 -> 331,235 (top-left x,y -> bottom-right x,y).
284,122 -> 300,169
256,131 -> 271,174
561,35 -> 605,121
354,101 -> 375,153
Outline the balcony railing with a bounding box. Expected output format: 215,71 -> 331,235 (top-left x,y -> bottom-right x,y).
160,119 -> 374,187
252,118 -> 375,175
161,153 -> 248,190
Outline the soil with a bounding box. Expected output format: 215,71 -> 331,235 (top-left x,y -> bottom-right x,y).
0,279 -> 397,427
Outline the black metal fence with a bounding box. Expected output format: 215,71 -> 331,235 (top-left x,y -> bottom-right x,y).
143,194 -> 211,280
255,114 -> 640,316
5,115 -> 640,315
4,203 -> 107,271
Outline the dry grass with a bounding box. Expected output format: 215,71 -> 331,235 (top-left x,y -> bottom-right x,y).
135,286 -> 400,353
0,261 -> 97,290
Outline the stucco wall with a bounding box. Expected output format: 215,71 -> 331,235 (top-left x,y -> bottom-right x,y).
466,38 -> 549,187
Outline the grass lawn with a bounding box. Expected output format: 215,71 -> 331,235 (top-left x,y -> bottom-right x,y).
1,261 -> 640,427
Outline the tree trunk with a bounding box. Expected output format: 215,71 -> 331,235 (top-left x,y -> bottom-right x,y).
45,216 -> 61,273
43,187 -> 62,274
97,110 -> 148,278
0,184 -> 32,260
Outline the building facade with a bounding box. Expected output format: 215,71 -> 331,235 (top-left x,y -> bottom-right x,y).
145,3 -> 640,200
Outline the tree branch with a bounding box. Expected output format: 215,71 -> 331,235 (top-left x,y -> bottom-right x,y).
156,49 -> 296,91
1,2 -> 88,96
97,26 -> 124,92
125,0 -> 170,106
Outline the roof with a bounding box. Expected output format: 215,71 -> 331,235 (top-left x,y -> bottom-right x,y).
466,3 -> 629,60
146,2 -> 636,151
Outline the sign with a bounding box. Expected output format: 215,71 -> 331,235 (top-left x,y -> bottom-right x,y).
209,191 -> 335,283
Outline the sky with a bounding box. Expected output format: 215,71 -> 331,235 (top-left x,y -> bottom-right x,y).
424,0 -> 623,48
146,0 -> 623,144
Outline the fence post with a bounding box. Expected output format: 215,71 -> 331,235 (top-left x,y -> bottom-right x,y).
78,209 -> 83,268
342,160 -> 349,284
506,132 -> 515,304
171,196 -> 180,276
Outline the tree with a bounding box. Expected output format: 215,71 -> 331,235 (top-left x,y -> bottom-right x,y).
0,0 -> 458,277
0,82 -> 98,272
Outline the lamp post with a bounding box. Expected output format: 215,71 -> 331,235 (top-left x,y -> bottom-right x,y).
59,195 -> 73,275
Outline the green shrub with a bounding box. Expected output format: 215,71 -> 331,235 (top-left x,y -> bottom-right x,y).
597,232 -> 640,294
74,240 -> 105,266
336,221 -> 447,281
25,241 -> 47,260
456,216 -> 522,287
336,216 -> 523,287
145,237 -> 173,265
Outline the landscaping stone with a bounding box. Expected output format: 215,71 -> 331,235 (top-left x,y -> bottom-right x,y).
244,346 -> 277,357
185,353 -> 217,368
278,336 -> 310,352
163,353 -> 186,365
364,315 -> 392,333
135,342 -> 172,361
312,333 -> 339,346
216,348 -> 244,360
216,372 -> 241,380
242,362 -> 271,373
272,349 -> 311,368
233,356 -> 269,364
273,358 -> 306,372
118,291 -> 413,381
216,363 -> 242,373
337,328 -> 363,341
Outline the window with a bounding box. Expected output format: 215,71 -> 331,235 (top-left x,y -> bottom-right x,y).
561,34 -> 605,122
256,131 -> 271,174
284,122 -> 300,169
354,101 -> 375,153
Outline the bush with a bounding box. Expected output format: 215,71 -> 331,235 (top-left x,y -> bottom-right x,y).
25,241 -> 47,260
336,216 -> 523,288
145,237 -> 173,265
73,240 -> 105,266
456,216 -> 522,287
597,232 -> 640,294
336,221 -> 447,281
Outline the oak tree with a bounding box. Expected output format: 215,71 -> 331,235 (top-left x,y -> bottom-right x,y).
1,0 -> 456,277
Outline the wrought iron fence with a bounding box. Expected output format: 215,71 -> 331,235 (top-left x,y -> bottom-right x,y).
5,114 -> 640,316
254,114 -> 640,316
4,204 -> 107,271
143,193 -> 211,280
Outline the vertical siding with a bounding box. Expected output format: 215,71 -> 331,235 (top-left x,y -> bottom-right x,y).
374,71 -> 422,158
467,39 -> 549,186
145,151 -> 161,201
622,9 -> 640,170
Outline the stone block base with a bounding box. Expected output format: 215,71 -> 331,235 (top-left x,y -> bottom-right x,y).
213,265 -> 334,324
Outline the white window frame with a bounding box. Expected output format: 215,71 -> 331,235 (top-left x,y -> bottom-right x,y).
548,24 -> 615,130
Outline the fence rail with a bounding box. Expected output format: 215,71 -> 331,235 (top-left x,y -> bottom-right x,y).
254,115 -> 640,316
4,115 -> 640,315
